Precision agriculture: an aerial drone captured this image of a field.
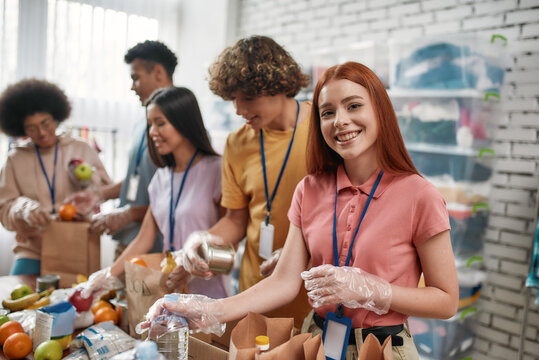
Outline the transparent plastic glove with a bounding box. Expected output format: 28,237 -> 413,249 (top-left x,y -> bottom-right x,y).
77,267 -> 124,299
183,231 -> 223,278
90,205 -> 133,235
163,250 -> 191,290
136,294 -> 225,336
301,264 -> 392,315
64,188 -> 103,216
259,248 -> 282,277
9,197 -> 51,229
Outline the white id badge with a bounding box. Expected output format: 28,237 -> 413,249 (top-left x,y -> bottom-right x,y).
322,311 -> 353,360
126,174 -> 140,202
259,222 -> 274,260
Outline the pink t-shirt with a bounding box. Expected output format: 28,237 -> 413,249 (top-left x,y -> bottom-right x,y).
288,166 -> 450,328
148,155 -> 228,299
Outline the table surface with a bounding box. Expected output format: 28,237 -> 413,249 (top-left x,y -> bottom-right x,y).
1,276 -> 38,360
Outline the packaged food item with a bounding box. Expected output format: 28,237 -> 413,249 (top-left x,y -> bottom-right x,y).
198,241 -> 235,274
33,301 -> 76,350
70,321 -> 137,360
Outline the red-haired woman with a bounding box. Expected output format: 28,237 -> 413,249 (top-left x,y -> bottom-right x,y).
139,62 -> 459,360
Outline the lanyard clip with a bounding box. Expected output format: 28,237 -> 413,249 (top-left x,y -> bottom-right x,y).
265,212 -> 270,226
337,304 -> 344,318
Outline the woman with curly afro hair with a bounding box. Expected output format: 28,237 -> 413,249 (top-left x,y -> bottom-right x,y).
176,35 -> 312,328
0,79 -> 111,275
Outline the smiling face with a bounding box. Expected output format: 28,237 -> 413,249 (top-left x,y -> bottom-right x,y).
147,103 -> 185,155
230,91 -> 286,131
318,79 -> 379,166
23,112 -> 58,149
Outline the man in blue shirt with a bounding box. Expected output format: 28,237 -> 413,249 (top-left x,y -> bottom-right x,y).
70,41 -> 177,256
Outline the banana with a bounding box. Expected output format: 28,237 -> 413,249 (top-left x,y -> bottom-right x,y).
2,292 -> 40,311
26,296 -> 50,310
76,274 -> 88,284
161,250 -> 177,274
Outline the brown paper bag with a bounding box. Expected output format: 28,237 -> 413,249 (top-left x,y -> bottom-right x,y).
303,334 -> 325,360
258,333 -> 324,360
228,312 -> 294,360
41,220 -> 100,288
357,333 -> 393,360
124,253 -> 168,337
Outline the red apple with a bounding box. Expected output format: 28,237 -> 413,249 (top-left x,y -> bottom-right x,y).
68,158 -> 84,169
68,289 -> 93,312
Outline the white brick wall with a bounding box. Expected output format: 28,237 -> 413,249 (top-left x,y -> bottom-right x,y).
236,0 -> 539,358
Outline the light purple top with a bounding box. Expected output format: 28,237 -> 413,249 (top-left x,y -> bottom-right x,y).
148,155 -> 228,299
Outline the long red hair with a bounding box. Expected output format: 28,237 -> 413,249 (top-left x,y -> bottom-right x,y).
307,61 -> 419,176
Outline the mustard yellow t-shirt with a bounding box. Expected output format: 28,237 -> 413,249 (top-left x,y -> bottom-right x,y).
221,102 -> 311,328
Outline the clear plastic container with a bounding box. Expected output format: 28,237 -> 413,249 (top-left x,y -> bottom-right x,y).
147,294 -> 189,360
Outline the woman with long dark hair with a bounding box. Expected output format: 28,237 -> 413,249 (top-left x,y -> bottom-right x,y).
80,86 -> 228,299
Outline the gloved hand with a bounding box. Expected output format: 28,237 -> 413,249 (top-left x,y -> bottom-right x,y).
163,250 -> 191,290
76,267 -> 124,299
63,189 -> 103,216
183,231 -> 223,278
136,293 -> 225,336
259,248 -> 282,277
301,264 -> 392,315
9,197 -> 51,230
90,205 -> 133,235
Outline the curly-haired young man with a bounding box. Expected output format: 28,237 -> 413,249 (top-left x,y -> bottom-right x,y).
179,35 -> 312,328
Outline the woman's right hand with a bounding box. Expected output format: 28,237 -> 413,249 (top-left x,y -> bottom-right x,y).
137,294 -> 225,336
10,197 -> 51,229
77,267 -> 123,299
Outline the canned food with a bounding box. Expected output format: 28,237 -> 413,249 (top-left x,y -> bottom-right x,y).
36,274 -> 60,292
198,241 -> 235,274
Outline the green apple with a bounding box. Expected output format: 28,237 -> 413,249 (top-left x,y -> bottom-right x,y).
74,163 -> 93,180
34,340 -> 64,360
0,314 -> 9,326
10,284 -> 33,300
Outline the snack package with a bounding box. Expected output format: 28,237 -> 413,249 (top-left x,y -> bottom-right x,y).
34,301 -> 76,350
70,321 -> 137,360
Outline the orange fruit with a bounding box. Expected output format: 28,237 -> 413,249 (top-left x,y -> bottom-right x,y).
91,300 -> 113,315
94,307 -> 118,325
0,321 -> 24,346
3,332 -> 32,359
128,257 -> 148,267
59,203 -> 77,221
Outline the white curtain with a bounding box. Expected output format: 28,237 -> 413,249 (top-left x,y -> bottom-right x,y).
0,0 -> 182,274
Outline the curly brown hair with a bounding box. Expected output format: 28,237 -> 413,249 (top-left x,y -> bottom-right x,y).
0,79 -> 71,137
208,35 -> 310,100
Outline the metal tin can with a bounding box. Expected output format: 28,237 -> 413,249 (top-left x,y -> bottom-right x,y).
36,274 -> 60,292
198,241 -> 235,274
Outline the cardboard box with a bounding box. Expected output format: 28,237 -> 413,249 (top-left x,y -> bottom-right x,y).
189,336 -> 228,360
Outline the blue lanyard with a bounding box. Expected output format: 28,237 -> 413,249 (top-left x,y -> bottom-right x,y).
36,142 -> 59,214
260,99 -> 299,225
332,171 -> 383,267
169,150 -> 199,251
134,131 -> 146,175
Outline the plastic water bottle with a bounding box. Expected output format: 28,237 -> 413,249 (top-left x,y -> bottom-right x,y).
148,294 -> 189,360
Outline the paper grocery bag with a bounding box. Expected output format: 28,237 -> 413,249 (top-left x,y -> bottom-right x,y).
228,312 -> 294,360
124,253 -> 168,337
357,333 -> 393,360
303,334 -> 325,360
41,220 -> 100,288
257,333 -> 324,360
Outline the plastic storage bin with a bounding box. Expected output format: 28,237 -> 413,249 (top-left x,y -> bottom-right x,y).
389,34 -> 506,91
